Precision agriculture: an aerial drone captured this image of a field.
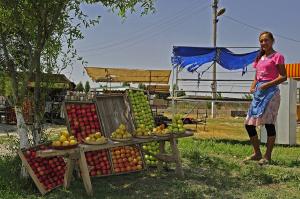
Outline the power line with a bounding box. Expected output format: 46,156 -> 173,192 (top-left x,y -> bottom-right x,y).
79,0 -> 209,53
223,15 -> 300,43
178,90 -> 250,94
178,78 -> 253,82
84,4 -> 211,57
197,70 -> 255,74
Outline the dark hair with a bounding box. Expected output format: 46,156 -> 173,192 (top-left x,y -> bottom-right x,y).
255,31 -> 275,63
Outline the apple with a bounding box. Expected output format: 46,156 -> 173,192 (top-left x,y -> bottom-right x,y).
23,145 -> 66,191
85,150 -> 111,177
127,90 -> 154,130
111,146 -> 143,173
168,114 -> 186,133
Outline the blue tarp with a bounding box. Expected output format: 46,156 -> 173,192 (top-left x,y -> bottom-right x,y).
172,46 -> 259,73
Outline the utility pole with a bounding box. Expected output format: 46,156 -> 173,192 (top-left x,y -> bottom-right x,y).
211,0 -> 218,118
211,0 -> 225,118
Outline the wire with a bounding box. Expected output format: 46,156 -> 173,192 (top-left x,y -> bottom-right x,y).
223,15 -> 300,43
79,0 -> 208,53
199,70 -> 255,74
178,78 -> 253,82
84,4 -> 211,57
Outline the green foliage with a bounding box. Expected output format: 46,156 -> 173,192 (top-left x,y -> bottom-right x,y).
76,81 -> 84,92
0,72 -> 13,97
84,81 -> 90,93
177,89 -> 186,97
172,84 -> 186,97
154,92 -> 170,100
122,82 -> 130,87
138,83 -> 146,90
0,134 -> 300,198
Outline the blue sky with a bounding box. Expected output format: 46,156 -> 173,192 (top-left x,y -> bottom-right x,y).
64,0 -> 300,95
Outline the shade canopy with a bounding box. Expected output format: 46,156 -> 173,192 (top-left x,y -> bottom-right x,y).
172,46 -> 259,72
85,67 -> 171,84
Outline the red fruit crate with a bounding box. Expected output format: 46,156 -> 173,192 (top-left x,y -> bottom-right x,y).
84,149 -> 113,177
18,144 -> 66,195
109,145 -> 145,175
64,101 -> 104,143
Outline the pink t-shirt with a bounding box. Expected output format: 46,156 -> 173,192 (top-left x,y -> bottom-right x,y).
253,52 -> 285,81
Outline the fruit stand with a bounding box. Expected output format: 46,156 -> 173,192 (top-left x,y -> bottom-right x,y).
18,89 -> 193,196
36,132 -> 192,195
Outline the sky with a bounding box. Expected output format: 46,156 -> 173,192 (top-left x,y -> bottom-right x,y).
63,0 -> 300,97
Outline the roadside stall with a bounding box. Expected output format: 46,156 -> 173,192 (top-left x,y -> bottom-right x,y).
18,67 -> 192,196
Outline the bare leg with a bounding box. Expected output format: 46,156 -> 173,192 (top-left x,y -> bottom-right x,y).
249,135 -> 262,158
264,136 -> 276,161
244,125 -> 262,161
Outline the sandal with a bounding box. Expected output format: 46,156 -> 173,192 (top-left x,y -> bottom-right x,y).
243,154 -> 262,162
258,158 -> 270,166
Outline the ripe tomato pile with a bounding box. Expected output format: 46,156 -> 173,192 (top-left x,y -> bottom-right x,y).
24,145 -> 66,191
65,103 -> 102,143
85,150 -> 112,176
111,146 -> 143,173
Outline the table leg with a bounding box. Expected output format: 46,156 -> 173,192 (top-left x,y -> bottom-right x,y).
157,141 -> 166,171
169,137 -> 184,178
64,157 -> 75,189
78,149 -> 93,196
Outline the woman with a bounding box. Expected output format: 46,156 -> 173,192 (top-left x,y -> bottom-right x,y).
244,31 -> 287,165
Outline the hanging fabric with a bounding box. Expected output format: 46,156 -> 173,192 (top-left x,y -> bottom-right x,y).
172,46 -> 259,73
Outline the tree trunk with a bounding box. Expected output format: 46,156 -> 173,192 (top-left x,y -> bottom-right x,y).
33,54 -> 42,145
15,106 -> 30,149
15,106 -> 30,178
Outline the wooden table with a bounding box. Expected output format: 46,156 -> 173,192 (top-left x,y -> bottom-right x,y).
37,131 -> 193,196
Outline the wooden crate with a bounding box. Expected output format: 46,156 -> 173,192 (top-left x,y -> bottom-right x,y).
18,144 -> 66,195
95,94 -> 135,137
125,90 -> 155,129
63,101 -> 104,143
83,149 -> 113,177
126,90 -> 158,166
109,144 -> 146,175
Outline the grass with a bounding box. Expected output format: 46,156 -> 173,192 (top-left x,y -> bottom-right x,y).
0,118 -> 300,199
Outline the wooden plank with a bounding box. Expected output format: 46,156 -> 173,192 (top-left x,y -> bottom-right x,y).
18,151 -> 47,195
36,148 -> 79,158
169,137 -> 184,178
80,131 -> 193,152
157,141 -> 166,171
78,148 -> 93,196
63,158 -> 75,189
95,95 -> 135,137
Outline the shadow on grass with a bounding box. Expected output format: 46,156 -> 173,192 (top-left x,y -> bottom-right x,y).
202,138 -> 252,146
194,137 -> 300,148
1,148 -> 299,199
0,154 -> 247,199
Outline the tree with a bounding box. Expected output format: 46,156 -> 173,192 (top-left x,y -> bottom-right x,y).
84,81 -> 91,93
0,0 -> 155,146
177,89 -> 186,97
172,85 -> 185,97
76,82 -> 84,92
138,83 -> 146,90
122,82 -> 130,87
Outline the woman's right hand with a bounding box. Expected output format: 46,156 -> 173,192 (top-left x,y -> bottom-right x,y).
250,87 -> 255,94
